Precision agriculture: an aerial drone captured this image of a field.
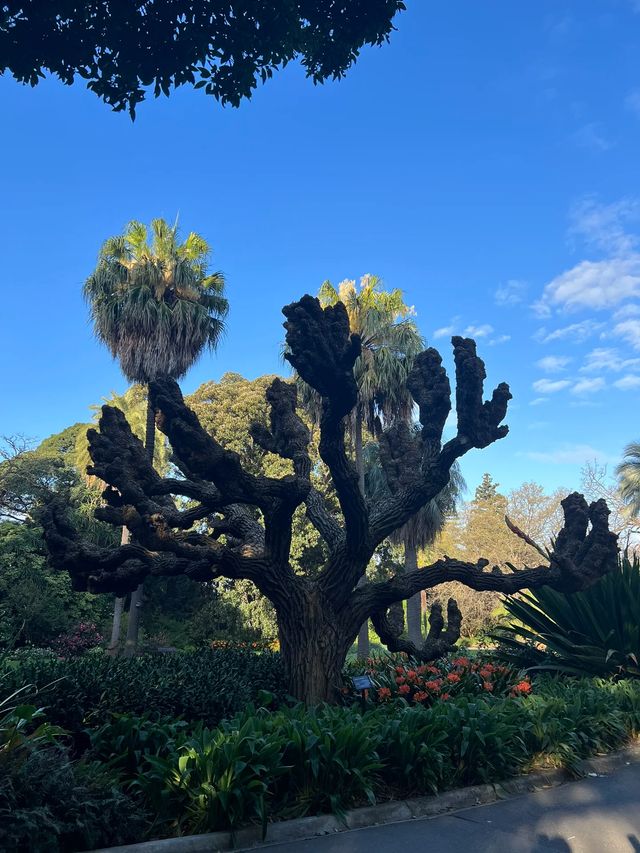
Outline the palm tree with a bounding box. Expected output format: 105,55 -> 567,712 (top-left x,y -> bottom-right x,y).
364,437 -> 465,645
315,276 -> 424,493
84,218 -> 228,655
616,442 -> 640,518
299,275 -> 424,655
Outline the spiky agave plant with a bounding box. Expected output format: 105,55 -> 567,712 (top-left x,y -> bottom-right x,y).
493,553 -> 640,678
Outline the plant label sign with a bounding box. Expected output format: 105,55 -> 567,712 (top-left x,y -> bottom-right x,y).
352,675 -> 373,691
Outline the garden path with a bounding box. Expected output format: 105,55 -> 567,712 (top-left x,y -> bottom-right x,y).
247,763 -> 640,853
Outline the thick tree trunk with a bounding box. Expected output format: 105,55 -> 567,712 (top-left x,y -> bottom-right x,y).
404,533 -> 422,646
107,527 -> 130,656
123,394 -> 156,657
278,592 -> 353,705
354,410 -> 370,659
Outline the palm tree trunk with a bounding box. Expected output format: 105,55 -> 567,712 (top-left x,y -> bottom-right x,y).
404,532 -> 422,646
123,393 -> 156,658
107,528 -> 130,656
354,410 -> 370,659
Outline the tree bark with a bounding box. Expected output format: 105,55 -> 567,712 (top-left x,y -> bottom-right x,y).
354,410 -> 370,659
404,533 -> 422,645
123,393 -> 156,657
107,526 -> 130,656
278,592 -> 353,704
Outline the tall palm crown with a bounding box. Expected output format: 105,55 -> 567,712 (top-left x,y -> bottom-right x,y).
616,442 -> 640,517
316,275 -> 424,432
84,218 -> 228,383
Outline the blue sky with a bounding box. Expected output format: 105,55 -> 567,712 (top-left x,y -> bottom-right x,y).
1,0 -> 639,498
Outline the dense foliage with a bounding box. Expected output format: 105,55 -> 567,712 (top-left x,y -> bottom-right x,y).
58,677 -> 640,840
0,648 -> 287,734
1,1 -> 406,116
494,554 -> 640,678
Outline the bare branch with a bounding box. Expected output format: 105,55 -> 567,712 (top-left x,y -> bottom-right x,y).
505,514 -> 551,561
371,599 -> 462,662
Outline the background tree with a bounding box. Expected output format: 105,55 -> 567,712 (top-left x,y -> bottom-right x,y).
0,1 -> 405,116
307,275 -> 424,656
41,295 -> 619,704
616,442 -> 640,523
84,217 -> 228,655
582,460 -> 640,552
424,477 -> 566,639
0,435 -> 113,648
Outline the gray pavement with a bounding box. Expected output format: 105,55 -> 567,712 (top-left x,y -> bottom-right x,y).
247,763 -> 640,853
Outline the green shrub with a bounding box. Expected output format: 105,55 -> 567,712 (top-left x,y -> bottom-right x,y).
136,715 -> 288,837
0,747 -> 145,852
493,553 -> 640,678
0,648 -> 286,735
257,704 -> 382,818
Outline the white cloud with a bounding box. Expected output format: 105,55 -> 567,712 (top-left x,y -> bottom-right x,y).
572,122 -> 613,152
529,397 -> 549,406
534,320 -> 604,344
533,256 -> 640,315
614,304 -> 640,319
536,355 -> 572,373
581,347 -> 640,373
614,374 -> 640,390
532,378 -> 572,394
571,377 -> 605,395
495,279 -> 527,306
614,318 -> 640,350
488,334 -> 511,346
524,444 -> 616,465
433,324 -> 455,340
463,323 -> 494,338
626,89 -> 640,117
569,197 -> 639,255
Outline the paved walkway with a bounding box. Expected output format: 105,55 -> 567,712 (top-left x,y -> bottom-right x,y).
246,763 -> 640,853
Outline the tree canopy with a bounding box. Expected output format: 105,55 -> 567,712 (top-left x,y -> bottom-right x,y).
1,1 -> 406,116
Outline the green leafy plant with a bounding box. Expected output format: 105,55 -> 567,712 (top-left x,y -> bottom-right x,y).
144,716 -> 287,837
493,554 -> 640,678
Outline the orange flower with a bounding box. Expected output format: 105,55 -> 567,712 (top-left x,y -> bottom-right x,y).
427,665 -> 440,674
452,657 -> 470,668
407,669 -> 418,680
417,665 -> 427,675
446,672 -> 461,683
396,676 -> 405,685
395,666 -> 405,675
414,690 -> 429,702
513,680 -> 532,695
398,684 -> 411,695
378,687 -> 392,700
483,681 -> 494,692
441,692 -> 451,701
424,679 -> 442,691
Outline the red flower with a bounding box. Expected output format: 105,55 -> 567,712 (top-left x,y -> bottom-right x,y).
446,672 -> 461,683
378,687 -> 392,700
424,679 -> 442,691
396,676 -> 406,685
452,657 -> 470,668
398,683 -> 411,695
407,669 -> 418,680
395,666 -> 405,675
441,692 -> 451,701
483,681 -> 494,692
512,680 -> 532,695
414,690 -> 429,702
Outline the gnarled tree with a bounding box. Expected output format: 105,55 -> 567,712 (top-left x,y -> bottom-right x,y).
41,296 -> 619,703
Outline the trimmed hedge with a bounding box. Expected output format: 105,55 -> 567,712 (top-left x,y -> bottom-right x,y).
1,648 -> 286,734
